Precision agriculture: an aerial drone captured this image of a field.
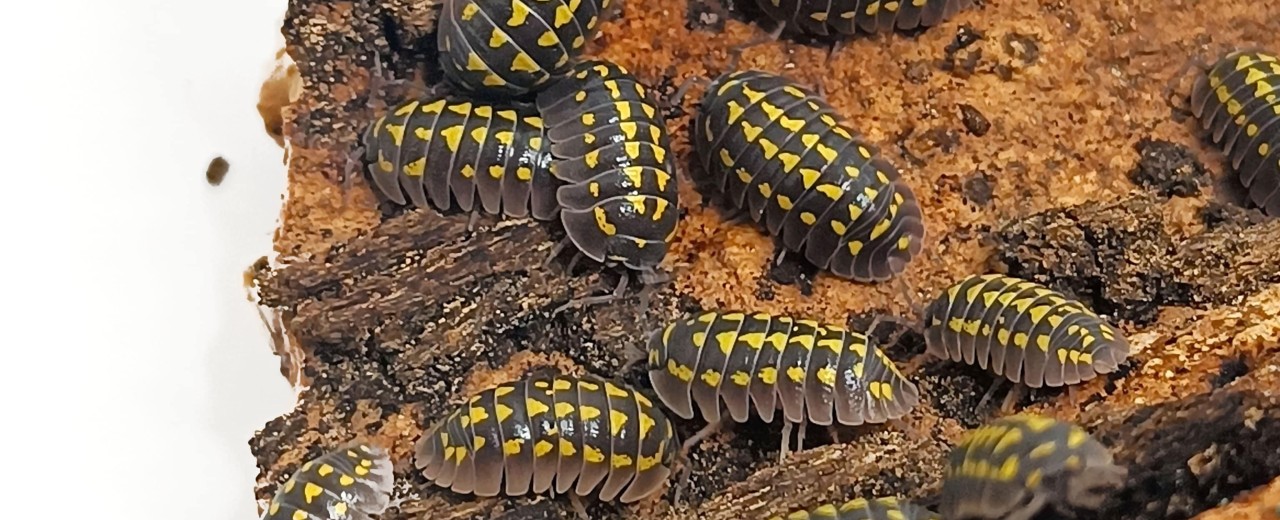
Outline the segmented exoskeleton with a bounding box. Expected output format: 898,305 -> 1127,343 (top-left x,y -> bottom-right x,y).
362,83 -> 678,289
363,97 -> 557,217
437,0 -> 613,97
922,275 -> 1130,390
415,374 -> 678,505
261,442 -> 395,520
647,311 -> 919,457
752,0 -> 973,37
1190,49 -> 1280,215
535,59 -> 681,274
769,496 -> 941,520
693,70 -> 925,282
939,414 -> 1126,520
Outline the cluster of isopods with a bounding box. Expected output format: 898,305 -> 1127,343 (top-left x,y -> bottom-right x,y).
362,0 -> 678,291
260,0 -> 1280,518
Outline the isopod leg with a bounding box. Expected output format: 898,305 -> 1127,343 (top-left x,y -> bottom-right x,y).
796,418 -> 807,453
672,418 -> 725,505
669,76 -> 712,110
975,378 -> 1005,412
569,493 -> 590,520
339,148 -> 362,209
566,252 -> 585,275
553,273 -> 629,314
542,237 -> 573,269
619,330 -> 652,372
635,268 -> 669,311
895,276 -> 924,318
780,421 -> 791,461
868,313 -> 914,347
680,418 -> 724,458
773,244 -> 789,266
1000,384 -> 1026,413
826,39 -> 845,67
780,418 -> 808,461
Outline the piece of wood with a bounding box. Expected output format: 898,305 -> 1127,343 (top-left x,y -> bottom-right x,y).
250,195 -> 1280,520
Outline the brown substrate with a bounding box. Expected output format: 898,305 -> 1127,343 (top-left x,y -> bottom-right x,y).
250,0 -> 1280,518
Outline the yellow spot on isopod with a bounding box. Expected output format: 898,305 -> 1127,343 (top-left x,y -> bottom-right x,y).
511,52 -> 539,73
303,482 -> 323,503
584,445 -> 605,463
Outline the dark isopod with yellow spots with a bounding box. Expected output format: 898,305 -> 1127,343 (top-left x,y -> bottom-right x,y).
1190,49 -> 1280,216
940,414 -> 1126,520
535,60 -> 680,273
363,97 -> 557,218
693,70 -> 925,282
922,275 -> 1130,388
647,311 -> 919,437
261,442 -> 395,520
415,374 -> 678,503
769,496 -> 941,520
752,0 -> 972,36
438,0 -> 613,97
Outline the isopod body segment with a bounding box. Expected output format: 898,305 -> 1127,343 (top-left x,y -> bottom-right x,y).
415,374 -> 678,503
261,442 -> 395,520
693,70 -> 925,282
362,97 -> 557,219
751,0 -> 973,37
769,496 -> 941,520
922,275 -> 1130,388
438,0 -> 613,97
939,414 -> 1126,520
536,60 -> 681,272
647,311 -> 920,428
1190,49 -> 1280,215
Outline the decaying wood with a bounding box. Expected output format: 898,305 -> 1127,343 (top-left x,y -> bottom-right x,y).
994,194 -> 1280,327
250,192 -> 1280,520
1086,356 -> 1280,520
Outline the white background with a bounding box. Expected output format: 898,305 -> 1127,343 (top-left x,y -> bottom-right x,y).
2,1 -> 297,518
